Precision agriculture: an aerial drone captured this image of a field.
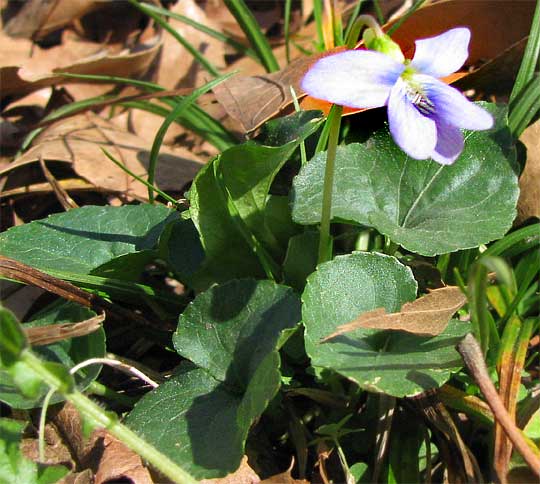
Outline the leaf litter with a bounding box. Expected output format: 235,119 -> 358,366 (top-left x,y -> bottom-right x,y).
1,0 -> 538,482
321,286 -> 467,341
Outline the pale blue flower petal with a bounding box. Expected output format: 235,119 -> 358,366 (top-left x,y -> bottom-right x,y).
301,50 -> 404,108
411,28 -> 470,78
388,78 -> 437,159
431,121 -> 464,165
416,74 -> 494,130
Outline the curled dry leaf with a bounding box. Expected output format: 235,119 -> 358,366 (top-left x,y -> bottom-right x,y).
24,312 -> 105,346
3,0 -> 105,39
2,112 -> 204,200
0,29 -> 161,104
214,0 -> 534,132
516,119 -> 540,224
260,470 -> 309,484
156,0 -> 226,90
201,456 -> 260,484
321,286 -> 467,342
91,430 -> 154,484
47,403 -> 153,484
214,55 -> 318,133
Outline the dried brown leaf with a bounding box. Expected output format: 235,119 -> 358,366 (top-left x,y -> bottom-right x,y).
91,430 -> 154,484
322,286 -> 467,342
3,112 -> 204,200
0,29 -> 161,104
260,471 -> 309,484
201,456 -> 260,484
3,0 -> 105,39
1,178 -> 95,199
516,119 -> 540,224
156,0 -> 226,90
214,55 -> 318,132
24,312 -> 104,346
411,393 -> 482,483
48,403 -> 153,483
20,425 -> 73,470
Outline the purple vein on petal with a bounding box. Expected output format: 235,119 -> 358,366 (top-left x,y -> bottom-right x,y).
388,78 -> 437,160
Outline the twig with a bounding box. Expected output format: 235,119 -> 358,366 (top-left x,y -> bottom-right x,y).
457,333 -> 540,479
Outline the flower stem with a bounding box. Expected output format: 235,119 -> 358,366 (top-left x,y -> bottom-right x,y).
318,105 -> 342,264
345,14 -> 384,48
21,350 -> 198,484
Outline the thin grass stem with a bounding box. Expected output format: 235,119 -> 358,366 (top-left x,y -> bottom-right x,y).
313,0 -> 325,50
318,105 -> 343,264
128,0 -> 221,77
509,0 -> 540,104
284,0 -> 293,63
386,0 -> 428,36
223,0 -> 279,72
100,148 -> 178,205
147,73 -> 235,202
138,2 -> 258,60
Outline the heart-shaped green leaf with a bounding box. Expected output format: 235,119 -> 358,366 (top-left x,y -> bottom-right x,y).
0,204 -> 178,278
188,111 -> 323,289
127,279 -> 301,478
292,104 -> 518,256
302,252 -> 468,396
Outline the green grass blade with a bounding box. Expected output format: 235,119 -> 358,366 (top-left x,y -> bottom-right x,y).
509,0 -> 540,104
508,74 -> 540,137
468,263 -> 491,355
223,0 -> 279,72
43,270 -> 186,311
147,72 -> 236,202
57,72 -> 166,92
387,0 -> 428,36
55,72 -> 236,151
284,0 -> 293,63
481,224 -> 540,258
18,92 -> 120,154
313,0 -> 325,51
100,148 -> 178,205
120,99 -> 236,152
138,2 -> 258,60
372,0 -> 385,25
343,1 -> 364,44
127,0 -> 221,77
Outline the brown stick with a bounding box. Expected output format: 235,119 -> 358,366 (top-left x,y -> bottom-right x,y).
0,255 -> 162,332
457,333 -> 540,479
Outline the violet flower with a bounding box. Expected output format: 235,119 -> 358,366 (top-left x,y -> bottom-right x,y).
301,28 -> 494,165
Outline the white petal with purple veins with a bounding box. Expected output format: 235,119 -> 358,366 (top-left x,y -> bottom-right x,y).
416,75 -> 494,130
431,121 -> 464,165
411,28 -> 470,78
301,50 -> 404,108
388,78 -> 437,159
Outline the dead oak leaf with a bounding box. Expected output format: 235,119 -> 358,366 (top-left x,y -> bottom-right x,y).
156,0 -> 226,90
24,313 -> 104,346
91,430 -> 154,484
3,112 -> 204,200
3,0 -> 105,39
201,456 -> 260,484
516,119 -> 540,224
0,30 -> 161,104
321,286 -> 467,342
